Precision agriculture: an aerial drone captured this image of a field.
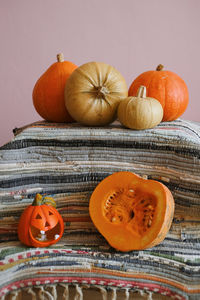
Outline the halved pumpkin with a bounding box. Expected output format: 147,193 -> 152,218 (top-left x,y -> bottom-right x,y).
89,171 -> 174,251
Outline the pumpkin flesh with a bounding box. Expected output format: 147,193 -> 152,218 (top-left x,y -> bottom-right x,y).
89,172 -> 174,251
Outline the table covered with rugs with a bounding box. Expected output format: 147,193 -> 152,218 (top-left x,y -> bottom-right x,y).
0,119 -> 200,300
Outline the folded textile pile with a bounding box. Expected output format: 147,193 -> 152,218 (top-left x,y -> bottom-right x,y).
0,119 -> 200,299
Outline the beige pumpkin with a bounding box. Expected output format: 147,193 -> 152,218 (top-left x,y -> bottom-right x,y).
118,86 -> 163,130
64,62 -> 128,126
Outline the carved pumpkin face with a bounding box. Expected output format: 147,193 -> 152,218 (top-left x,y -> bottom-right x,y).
30,205 -> 59,231
18,194 -> 64,248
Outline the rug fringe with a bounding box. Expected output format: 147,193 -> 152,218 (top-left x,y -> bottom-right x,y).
8,290 -> 19,300
147,291 -> 153,300
3,283 -> 157,300
25,287 -> 37,300
74,284 -> 83,300
97,286 -> 108,300
49,284 -> 57,300
35,285 -> 54,300
110,287 -> 117,300
59,283 -> 69,300
124,288 -> 130,300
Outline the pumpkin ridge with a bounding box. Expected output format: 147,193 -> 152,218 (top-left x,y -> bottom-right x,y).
33,76 -> 50,121
163,75 -> 166,114
79,97 -> 103,123
151,70 -> 167,113
47,64 -> 67,121
77,65 -> 98,87
164,74 -> 176,121
106,77 -> 126,95
148,100 -> 154,128
162,72 -> 177,121
167,74 -> 185,121
162,70 -> 175,120
101,96 -> 112,107
94,61 -> 103,87
126,97 -> 134,127
103,66 -> 112,87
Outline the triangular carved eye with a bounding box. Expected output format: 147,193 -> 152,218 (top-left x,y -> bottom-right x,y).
36,214 -> 42,219
49,211 -> 53,215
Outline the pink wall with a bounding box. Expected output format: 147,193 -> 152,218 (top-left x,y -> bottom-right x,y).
0,0 -> 200,146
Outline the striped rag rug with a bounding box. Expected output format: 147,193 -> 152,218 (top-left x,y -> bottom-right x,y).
0,119 -> 200,300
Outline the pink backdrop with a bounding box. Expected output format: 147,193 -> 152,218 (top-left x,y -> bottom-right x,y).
0,0 -> 200,146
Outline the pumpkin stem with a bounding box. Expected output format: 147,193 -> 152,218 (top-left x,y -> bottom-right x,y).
57,53 -> 64,62
136,86 -> 146,98
156,64 -> 164,71
32,193 -> 43,206
32,194 -> 57,207
43,196 -> 56,208
96,86 -> 107,98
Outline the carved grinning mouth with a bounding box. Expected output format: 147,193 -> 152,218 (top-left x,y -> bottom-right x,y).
30,223 -> 62,242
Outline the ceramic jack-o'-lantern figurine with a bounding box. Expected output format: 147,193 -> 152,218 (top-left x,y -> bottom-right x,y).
18,194 -> 64,247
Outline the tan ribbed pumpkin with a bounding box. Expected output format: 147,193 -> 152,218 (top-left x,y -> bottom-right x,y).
118,86 -> 163,130
64,62 -> 128,126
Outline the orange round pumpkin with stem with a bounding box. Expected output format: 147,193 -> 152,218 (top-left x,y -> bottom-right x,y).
128,64 -> 189,122
33,53 -> 77,122
89,171 -> 174,252
18,194 -> 64,248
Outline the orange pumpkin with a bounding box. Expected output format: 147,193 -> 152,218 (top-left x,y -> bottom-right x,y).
89,171 -> 174,252
18,194 -> 64,248
128,64 -> 189,122
32,53 -> 77,122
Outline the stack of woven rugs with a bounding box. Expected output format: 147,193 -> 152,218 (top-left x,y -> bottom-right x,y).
0,119 -> 200,300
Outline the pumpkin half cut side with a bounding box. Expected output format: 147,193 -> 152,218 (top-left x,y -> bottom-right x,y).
89,171 -> 175,252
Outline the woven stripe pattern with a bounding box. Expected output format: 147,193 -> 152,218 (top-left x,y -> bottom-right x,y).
0,119 -> 200,299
